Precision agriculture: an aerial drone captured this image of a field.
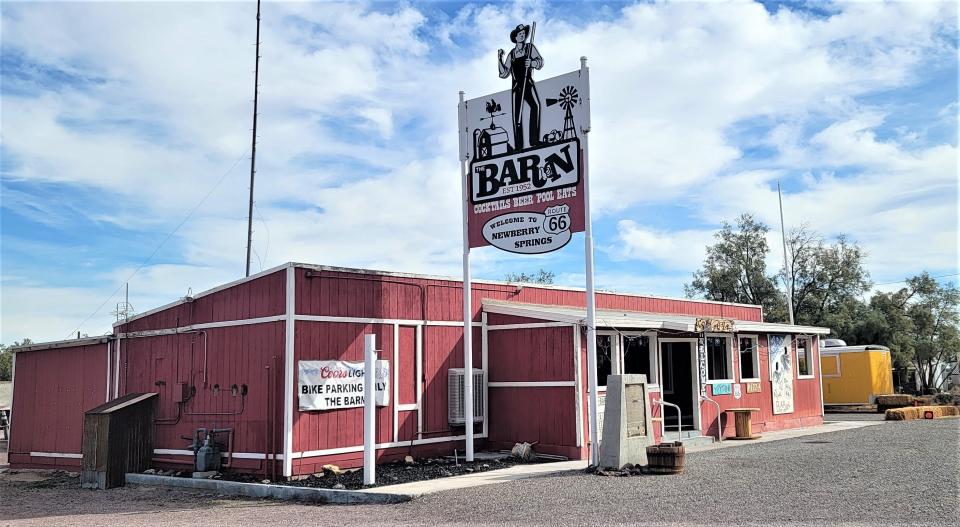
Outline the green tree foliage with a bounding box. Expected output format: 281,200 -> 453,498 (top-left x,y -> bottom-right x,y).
0,338 -> 33,381
851,274 -> 960,392
782,226 -> 871,329
504,269 -> 555,284
685,214 -> 787,321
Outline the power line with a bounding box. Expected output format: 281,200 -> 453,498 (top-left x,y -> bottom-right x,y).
64,149 -> 250,339
873,273 -> 960,287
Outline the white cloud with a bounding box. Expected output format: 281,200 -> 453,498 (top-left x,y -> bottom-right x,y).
609,220 -> 714,272
1,1 -> 956,339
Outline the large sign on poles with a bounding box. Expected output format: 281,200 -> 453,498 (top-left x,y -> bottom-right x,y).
458,22 -> 598,466
460,23 -> 590,255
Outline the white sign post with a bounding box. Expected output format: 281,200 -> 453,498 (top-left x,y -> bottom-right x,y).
364,334 -> 376,486
459,23 -> 598,466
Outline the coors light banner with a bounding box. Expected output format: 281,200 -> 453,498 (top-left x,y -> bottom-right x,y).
460,23 -> 590,254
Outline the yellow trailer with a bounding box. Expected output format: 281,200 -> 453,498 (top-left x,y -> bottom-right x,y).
821,344 -> 894,404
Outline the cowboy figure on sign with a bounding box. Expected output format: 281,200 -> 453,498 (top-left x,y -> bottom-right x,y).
498,23 -> 543,150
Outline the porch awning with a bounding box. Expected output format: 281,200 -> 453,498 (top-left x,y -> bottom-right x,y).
482,299 -> 830,335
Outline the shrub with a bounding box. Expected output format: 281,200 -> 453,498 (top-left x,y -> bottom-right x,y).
931,393 -> 957,406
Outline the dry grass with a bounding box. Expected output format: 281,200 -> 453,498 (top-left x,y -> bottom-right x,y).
885,405 -> 960,421
875,394 -> 913,406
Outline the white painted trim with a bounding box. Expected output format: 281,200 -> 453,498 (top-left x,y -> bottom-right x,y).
30,452 -> 82,459
487,322 -> 572,331
428,320 -> 483,327
283,266 -> 295,478
114,336 -> 121,399
292,433 -> 489,459
153,449 -> 282,460
105,340 -> 112,402
481,312 -> 489,439
573,324 -> 584,448
117,315 -> 286,338
795,335 -> 816,379
415,325 -> 423,438
617,330 -> 660,385
397,403 -> 418,412
293,315 -> 481,327
736,334 -> 761,383
114,263 -> 292,327
11,337 -> 110,353
393,323 -> 399,444
704,333 -> 735,383
816,335 -> 825,417
488,381 -> 576,387
658,337 -> 702,432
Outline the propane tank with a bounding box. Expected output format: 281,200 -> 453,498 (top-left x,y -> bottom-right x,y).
195,433 -> 221,472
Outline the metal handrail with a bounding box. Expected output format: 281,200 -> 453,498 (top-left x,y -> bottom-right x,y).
699,394 -> 723,443
654,399 -> 683,443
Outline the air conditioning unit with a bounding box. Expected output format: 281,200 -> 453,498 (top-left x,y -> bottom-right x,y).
448,368 -> 485,425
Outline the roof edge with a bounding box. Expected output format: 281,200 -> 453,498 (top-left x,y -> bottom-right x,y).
11,336 -> 112,353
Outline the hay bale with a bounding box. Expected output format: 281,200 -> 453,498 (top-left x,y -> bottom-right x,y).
885,405 -> 960,421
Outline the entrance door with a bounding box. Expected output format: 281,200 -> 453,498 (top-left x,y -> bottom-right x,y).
659,341 -> 696,431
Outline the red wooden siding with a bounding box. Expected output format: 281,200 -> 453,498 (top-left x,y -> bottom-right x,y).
119,270 -> 286,333
487,325 -> 579,458
292,321 -> 395,456
295,267 -> 763,323
397,326 -> 417,405
488,327 -> 574,383
487,387 -> 579,459
119,322 -> 285,472
9,344 -> 108,469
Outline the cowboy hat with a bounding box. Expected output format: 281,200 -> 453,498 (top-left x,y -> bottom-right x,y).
510,24 -> 530,43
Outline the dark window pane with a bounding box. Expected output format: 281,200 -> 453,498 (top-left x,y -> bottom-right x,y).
623,336 -> 650,381
596,335 -> 612,387
707,337 -> 729,380
739,337 -> 756,379
797,339 -> 810,376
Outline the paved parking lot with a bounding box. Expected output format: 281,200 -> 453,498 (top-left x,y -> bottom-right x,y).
2,418 -> 957,526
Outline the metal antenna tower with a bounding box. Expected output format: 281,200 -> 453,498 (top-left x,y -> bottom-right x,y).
245,0 -> 262,277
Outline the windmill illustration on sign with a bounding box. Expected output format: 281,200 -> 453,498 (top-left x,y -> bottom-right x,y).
543,86 -> 579,143
473,99 -> 510,161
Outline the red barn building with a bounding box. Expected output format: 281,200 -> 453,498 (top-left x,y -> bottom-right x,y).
9,263 -> 828,477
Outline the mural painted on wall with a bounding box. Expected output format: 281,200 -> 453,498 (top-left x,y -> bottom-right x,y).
768,335 -> 794,414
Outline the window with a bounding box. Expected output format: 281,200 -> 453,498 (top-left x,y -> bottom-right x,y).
739,335 -> 759,381
706,336 -> 733,381
797,337 -> 813,377
596,335 -> 613,387
623,335 -> 654,384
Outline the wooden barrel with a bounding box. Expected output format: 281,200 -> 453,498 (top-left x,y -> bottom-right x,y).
645,441 -> 685,474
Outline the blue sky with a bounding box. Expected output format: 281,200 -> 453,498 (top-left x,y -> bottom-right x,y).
1,0 -> 957,342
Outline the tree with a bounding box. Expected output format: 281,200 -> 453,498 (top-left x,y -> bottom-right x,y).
0,338 -> 32,381
504,269 -> 555,284
781,226 -> 871,328
685,214 -> 787,320
854,274 -> 960,392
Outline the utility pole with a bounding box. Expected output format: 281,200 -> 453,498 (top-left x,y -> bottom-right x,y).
245,0 -> 262,277
778,180 -> 795,325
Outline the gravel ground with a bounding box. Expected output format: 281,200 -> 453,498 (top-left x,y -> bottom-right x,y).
2,418 -> 957,526
823,412 -> 887,422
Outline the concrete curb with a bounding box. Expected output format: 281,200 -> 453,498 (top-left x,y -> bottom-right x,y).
124,473 -> 411,504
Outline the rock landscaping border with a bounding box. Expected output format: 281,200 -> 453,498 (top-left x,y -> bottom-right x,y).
124,473 -> 411,504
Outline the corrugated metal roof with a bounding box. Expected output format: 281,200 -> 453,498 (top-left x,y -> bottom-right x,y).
482,299 -> 831,335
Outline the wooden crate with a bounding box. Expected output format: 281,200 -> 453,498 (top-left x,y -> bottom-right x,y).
81,393 -> 158,489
